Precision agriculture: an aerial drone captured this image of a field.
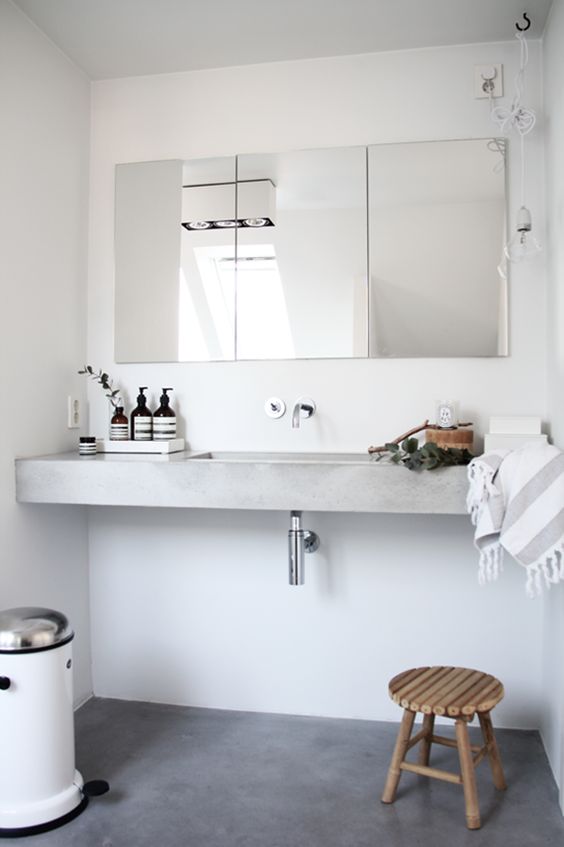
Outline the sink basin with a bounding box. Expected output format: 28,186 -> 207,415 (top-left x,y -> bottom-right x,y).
188,451 -> 373,464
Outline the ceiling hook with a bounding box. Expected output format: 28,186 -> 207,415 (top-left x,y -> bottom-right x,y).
516,12 -> 531,32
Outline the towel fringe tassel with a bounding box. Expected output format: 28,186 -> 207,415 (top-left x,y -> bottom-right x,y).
478,544 -> 503,585
525,543 -> 564,598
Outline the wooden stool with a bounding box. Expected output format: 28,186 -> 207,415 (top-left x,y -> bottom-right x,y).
381,666 -> 506,830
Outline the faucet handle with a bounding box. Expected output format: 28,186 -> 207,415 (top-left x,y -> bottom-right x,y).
265,397 -> 286,419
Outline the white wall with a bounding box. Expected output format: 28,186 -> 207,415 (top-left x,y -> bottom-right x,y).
0,1 -> 92,702
541,0 -> 564,807
88,42 -> 547,725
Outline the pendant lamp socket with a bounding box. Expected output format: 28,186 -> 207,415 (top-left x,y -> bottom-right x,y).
504,206 -> 541,263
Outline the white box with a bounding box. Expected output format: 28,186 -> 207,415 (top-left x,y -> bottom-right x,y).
96,438 -> 185,454
489,416 -> 542,435
484,433 -> 547,451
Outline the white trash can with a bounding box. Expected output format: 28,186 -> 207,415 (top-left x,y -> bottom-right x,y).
0,607 -> 86,837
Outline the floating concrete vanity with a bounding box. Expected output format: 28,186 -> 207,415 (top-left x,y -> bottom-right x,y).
15,451 -> 468,514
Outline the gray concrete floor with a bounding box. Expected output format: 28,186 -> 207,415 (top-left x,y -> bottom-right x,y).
5,698 -> 564,846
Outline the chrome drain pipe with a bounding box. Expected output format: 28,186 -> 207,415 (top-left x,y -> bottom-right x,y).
288,511 -> 320,585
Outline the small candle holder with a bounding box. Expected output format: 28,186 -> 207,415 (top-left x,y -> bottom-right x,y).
435,400 -> 458,430
79,436 -> 97,456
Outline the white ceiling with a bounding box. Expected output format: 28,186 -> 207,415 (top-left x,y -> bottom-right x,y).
12,0 -> 552,81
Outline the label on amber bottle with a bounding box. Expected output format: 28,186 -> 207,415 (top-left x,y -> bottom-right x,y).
110,423 -> 129,441
133,417 -> 152,440
153,418 -> 176,440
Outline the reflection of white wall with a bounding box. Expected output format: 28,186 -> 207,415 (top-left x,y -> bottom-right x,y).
88,42 -> 546,735
279,209 -> 367,357
370,200 -> 504,356
238,207 -> 367,358
369,139 -> 505,207
115,159 -> 183,362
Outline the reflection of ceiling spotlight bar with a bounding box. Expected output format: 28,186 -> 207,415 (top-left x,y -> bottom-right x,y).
242,217 -> 272,227
182,220 -> 213,230
181,179 -> 276,230
214,219 -> 241,228
182,217 -> 274,231
238,180 -> 275,227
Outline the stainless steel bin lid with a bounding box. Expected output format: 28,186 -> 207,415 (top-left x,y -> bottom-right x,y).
0,607 -> 74,652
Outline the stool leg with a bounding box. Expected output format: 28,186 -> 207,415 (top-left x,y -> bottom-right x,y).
455,718 -> 481,830
418,713 -> 435,766
478,711 -> 507,791
382,709 -> 415,804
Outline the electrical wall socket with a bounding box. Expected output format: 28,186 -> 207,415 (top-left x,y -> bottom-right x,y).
474,64 -> 503,99
67,396 -> 81,429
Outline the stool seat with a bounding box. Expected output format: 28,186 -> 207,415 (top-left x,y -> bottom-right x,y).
389,666 -> 504,718
382,666 -> 506,830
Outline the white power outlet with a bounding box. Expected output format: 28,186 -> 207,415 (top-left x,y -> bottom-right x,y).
67,396 -> 81,429
474,64 -> 503,99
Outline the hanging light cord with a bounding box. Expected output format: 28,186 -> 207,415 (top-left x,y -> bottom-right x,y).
489,31 -> 536,209
490,32 -> 536,138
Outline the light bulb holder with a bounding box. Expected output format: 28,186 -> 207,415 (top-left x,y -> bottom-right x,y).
516,205 -> 532,233
504,206 -> 541,263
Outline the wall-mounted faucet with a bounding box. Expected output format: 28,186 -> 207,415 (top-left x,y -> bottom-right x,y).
292,397 -> 316,429
288,511 -> 320,585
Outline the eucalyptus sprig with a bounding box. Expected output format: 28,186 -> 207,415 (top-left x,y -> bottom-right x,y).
78,365 -> 121,408
374,438 -> 472,471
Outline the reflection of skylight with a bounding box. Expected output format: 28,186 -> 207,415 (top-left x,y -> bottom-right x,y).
179,268 -> 208,360
178,239 -> 293,361
178,243 -> 235,361
222,244 -> 295,360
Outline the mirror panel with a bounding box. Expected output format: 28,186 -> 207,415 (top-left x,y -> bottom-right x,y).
180,157 -> 236,361
115,159 -> 184,363
368,139 -> 507,357
236,147 -> 368,359
115,157 -> 237,363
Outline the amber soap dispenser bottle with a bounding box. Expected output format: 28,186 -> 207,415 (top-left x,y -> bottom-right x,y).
131,386 -> 153,441
110,403 -> 128,441
153,388 -> 176,441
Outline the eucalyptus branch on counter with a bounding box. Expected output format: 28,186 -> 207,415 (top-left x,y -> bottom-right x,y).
368,419 -> 473,471
374,438 -> 473,471
78,365 -> 121,408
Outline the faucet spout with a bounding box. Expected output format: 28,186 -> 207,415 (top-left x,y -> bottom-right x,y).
291,397 -> 316,429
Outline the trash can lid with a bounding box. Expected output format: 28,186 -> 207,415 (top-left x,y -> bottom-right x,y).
0,607 -> 74,652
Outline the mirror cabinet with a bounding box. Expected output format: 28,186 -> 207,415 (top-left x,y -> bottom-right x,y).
114,138 -> 507,362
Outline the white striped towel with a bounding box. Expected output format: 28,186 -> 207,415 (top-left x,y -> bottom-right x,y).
467,443 -> 564,596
